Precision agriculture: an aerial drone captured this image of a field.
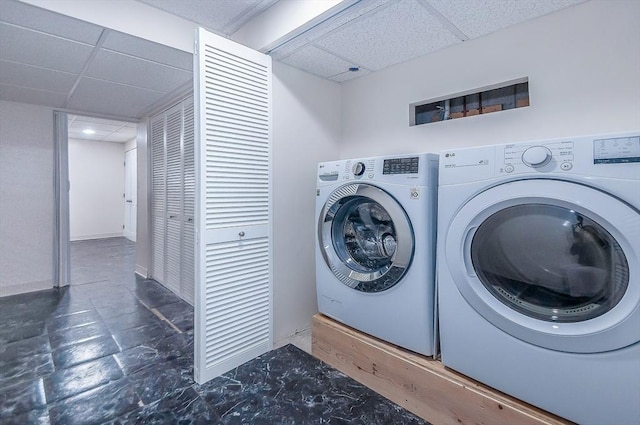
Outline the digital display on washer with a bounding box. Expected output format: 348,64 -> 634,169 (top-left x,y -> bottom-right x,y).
593,136 -> 640,164
383,157 -> 419,174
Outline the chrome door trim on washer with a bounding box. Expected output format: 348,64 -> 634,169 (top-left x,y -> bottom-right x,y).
319,183 -> 413,293
445,179 -> 640,353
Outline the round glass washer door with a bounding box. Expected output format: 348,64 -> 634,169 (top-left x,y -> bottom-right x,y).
445,179 -> 640,353
319,183 -> 414,293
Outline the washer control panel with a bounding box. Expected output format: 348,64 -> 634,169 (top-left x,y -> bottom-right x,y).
318,154 -> 434,186
382,157 -> 420,174
502,140 -> 574,174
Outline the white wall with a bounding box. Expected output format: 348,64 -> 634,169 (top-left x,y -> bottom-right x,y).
340,0 -> 640,157
68,138 -> 125,240
272,61 -> 341,342
0,100 -> 54,296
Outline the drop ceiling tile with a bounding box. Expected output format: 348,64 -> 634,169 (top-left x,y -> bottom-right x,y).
136,0 -> 267,34
67,77 -> 167,119
85,49 -> 192,93
0,23 -> 94,73
315,0 -> 461,71
426,0 -> 585,39
102,30 -> 193,71
269,0 -> 392,61
103,132 -> 136,143
0,0 -> 103,44
68,116 -> 137,143
0,60 -> 77,93
281,45 -> 358,79
69,128 -> 113,138
0,83 -> 67,107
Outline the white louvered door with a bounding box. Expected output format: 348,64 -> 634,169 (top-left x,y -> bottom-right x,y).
194,27 -> 272,384
150,98 -> 195,305
164,104 -> 183,295
181,98 -> 195,305
150,114 -> 166,284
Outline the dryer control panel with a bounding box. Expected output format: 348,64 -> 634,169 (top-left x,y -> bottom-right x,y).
439,131 -> 640,185
593,136 -> 640,164
502,140 -> 574,174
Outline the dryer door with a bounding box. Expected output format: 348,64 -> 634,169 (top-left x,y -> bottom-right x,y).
319,183 -> 414,293
445,179 -> 640,353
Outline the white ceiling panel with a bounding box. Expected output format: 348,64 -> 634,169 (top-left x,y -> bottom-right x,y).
268,0 -> 392,61
315,0 -> 462,71
136,0 -> 277,35
85,49 -> 192,93
102,30 -> 193,71
0,83 -> 68,108
426,0 -> 585,39
0,22 -> 94,73
281,45 -> 359,79
67,77 -> 167,119
0,0 -> 104,44
68,114 -> 138,143
0,60 -> 77,93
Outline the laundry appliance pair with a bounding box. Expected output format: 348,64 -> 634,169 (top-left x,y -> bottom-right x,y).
437,132 -> 640,425
315,153 -> 439,356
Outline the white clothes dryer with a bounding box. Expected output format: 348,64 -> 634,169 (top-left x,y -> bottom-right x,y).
316,154 -> 438,356
437,132 -> 640,425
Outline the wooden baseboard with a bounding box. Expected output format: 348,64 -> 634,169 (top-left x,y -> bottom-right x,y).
312,314 -> 572,425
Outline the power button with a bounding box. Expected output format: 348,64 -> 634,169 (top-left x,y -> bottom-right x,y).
504,165 -> 515,173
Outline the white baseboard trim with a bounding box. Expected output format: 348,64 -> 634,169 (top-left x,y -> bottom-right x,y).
70,232 -> 124,241
135,265 -> 148,279
1,279 -> 53,297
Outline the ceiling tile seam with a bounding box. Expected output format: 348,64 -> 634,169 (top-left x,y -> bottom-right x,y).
64,28 -> 111,109
0,81 -> 68,96
265,0 -> 387,57
224,0 -> 279,36
0,58 -> 79,76
137,80 -> 193,119
0,20 -> 95,47
418,0 -> 469,41
71,73 -> 170,95
99,46 -> 193,72
311,43 -> 369,74
268,0 -> 393,62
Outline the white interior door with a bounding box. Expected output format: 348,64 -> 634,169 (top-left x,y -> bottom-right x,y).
124,148 -> 137,242
194,27 -> 272,384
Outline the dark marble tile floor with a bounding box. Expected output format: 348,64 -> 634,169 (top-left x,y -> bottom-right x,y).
1,237 -> 429,424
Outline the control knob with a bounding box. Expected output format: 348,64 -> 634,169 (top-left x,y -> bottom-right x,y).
522,146 -> 552,168
352,162 -> 366,176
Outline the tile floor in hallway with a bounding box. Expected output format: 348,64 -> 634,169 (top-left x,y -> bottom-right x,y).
0,237 -> 428,424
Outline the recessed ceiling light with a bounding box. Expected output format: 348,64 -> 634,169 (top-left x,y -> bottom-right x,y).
82,129 -> 96,135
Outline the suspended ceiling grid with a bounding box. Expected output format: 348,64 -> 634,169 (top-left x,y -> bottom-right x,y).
0,0 -> 587,123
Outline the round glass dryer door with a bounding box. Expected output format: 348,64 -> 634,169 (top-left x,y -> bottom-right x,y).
319,183 -> 414,293
471,204 -> 629,323
444,179 -> 640,353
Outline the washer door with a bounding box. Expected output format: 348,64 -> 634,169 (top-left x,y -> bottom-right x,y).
319,183 -> 414,293
445,179 -> 640,353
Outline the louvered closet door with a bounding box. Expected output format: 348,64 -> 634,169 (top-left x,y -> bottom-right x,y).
194,27 -> 272,384
182,98 -> 195,305
164,104 -> 184,295
150,114 -> 166,284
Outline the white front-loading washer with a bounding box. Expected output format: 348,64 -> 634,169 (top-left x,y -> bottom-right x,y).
437,132 -> 640,425
316,153 -> 438,356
